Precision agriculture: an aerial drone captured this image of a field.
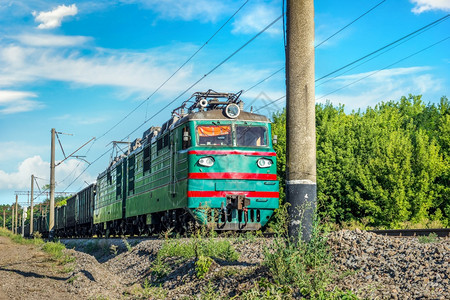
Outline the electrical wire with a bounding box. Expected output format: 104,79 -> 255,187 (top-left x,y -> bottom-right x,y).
316,36 -> 450,101
122,14 -> 284,141
315,17 -> 444,89
315,14 -> 450,82
253,95 -> 286,113
315,0 -> 386,48
96,0 -> 250,142
243,0 -> 388,98
63,14 -> 283,191
251,36 -> 449,113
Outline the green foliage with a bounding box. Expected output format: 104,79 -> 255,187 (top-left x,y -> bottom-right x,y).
195,255 -> 213,279
157,238 -> 239,262
123,238 -> 132,252
136,279 -> 168,299
152,229 -> 239,280
417,232 -> 439,244
271,95 -> 450,228
263,225 -> 333,297
42,241 -> 66,259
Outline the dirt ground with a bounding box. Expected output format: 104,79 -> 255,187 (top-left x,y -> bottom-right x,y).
0,236 -> 76,300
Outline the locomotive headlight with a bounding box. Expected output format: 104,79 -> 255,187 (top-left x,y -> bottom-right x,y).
224,103 -> 240,118
257,158 -> 273,168
198,156 -> 215,167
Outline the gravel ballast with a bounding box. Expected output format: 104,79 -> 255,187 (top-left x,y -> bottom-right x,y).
61,230 -> 449,299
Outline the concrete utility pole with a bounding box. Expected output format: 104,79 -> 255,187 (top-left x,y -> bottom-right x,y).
11,206 -> 14,233
18,214 -> 21,235
15,195 -> 18,235
49,128 -> 56,238
285,0 -> 317,241
21,208 -> 26,237
30,175 -> 34,235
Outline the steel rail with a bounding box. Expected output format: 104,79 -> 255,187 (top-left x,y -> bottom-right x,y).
369,228 -> 450,238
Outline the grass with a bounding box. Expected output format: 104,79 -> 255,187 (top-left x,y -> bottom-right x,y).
0,227 -> 44,246
259,203 -> 359,299
417,232 -> 439,243
150,228 -> 239,280
158,238 -> 239,261
0,227 -> 75,267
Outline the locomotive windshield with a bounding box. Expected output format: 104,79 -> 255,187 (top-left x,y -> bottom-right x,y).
197,125 -> 232,146
236,125 -> 267,147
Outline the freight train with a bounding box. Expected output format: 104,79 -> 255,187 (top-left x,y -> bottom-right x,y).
23,91 -> 279,237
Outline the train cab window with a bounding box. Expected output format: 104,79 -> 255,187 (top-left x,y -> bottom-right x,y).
197,125 -> 232,146
236,126 -> 267,147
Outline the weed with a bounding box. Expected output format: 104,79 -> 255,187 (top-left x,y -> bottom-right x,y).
158,238 -> 238,262
418,232 -> 438,243
42,241 -> 66,259
110,244 -> 118,255
239,278 -> 291,299
67,275 -> 77,284
122,238 -> 132,251
63,265 -> 75,273
137,279 -> 168,299
200,281 -> 222,300
150,257 -> 170,280
262,203 -> 358,298
195,255 -> 213,279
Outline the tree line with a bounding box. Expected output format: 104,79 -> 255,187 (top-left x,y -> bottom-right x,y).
272,95 -> 449,228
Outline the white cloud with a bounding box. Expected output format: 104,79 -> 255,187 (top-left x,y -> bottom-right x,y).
232,3 -> 282,35
0,45 -> 192,96
0,155 -> 94,191
125,0 -> 228,22
0,142 -> 46,164
32,4 -> 78,29
14,34 -> 91,47
0,90 -> 44,114
316,66 -> 443,111
410,0 -> 450,14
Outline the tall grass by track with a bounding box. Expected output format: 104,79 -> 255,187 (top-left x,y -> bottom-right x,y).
0,228 -> 74,264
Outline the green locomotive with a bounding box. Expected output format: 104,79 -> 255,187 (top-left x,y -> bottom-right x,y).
93,90 -> 279,236
25,91 -> 279,238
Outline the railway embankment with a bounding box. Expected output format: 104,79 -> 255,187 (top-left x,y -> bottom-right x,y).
61,230 -> 449,299
1,229 -> 448,299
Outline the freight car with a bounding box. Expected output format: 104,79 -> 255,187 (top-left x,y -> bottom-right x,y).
32,90 -> 279,238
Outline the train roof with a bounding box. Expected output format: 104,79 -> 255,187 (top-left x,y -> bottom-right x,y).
175,109 -> 270,124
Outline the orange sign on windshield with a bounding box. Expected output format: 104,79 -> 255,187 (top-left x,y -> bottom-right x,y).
197,125 -> 231,137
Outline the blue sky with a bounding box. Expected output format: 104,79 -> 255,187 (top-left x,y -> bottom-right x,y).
0,0 -> 449,206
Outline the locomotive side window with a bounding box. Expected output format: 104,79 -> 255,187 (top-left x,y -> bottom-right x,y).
236,126 -> 267,147
197,125 -> 232,146
182,126 -> 191,149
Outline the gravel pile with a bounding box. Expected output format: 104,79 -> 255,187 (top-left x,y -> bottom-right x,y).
61,231 -> 449,299
328,229 -> 449,299
65,249 -> 126,299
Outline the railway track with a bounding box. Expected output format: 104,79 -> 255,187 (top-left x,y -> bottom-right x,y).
56,228 -> 449,243
368,228 -> 450,238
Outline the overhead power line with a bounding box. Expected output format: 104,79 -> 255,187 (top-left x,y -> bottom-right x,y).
244,0 -> 388,96
63,13 -> 283,191
123,14 -> 284,141
252,35 -> 449,113
315,14 -> 450,82
315,15 -> 445,89
315,0 -> 386,48
316,36 -> 450,101
96,0 -> 250,142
